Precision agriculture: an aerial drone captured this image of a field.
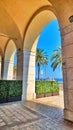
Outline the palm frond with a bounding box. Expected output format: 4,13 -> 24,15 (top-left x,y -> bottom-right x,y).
50,46 -> 62,71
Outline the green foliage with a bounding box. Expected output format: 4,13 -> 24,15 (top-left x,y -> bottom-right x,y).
0,80 -> 22,99
36,48 -> 48,65
36,48 -> 48,80
35,80 -> 59,94
50,46 -> 62,71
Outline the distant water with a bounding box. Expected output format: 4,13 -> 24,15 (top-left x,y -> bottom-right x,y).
54,78 -> 63,83
36,78 -> 63,83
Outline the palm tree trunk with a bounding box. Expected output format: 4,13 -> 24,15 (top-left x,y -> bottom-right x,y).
38,63 -> 40,80
45,65 -> 46,80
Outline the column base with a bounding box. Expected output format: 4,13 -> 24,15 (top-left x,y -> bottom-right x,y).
22,95 -> 26,101
64,108 -> 73,122
27,93 -> 36,100
22,93 -> 36,101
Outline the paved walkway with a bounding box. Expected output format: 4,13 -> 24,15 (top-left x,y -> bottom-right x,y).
0,101 -> 73,130
34,89 -> 64,109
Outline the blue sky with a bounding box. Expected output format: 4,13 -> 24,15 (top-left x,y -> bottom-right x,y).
36,19 -> 63,79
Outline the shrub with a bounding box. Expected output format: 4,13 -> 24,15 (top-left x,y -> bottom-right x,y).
35,80 -> 59,94
0,80 -> 22,99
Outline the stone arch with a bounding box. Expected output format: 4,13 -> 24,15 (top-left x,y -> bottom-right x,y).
0,48 -> 3,58
22,7 -> 61,101
23,5 -> 57,50
4,39 -> 17,54
3,40 -> 17,80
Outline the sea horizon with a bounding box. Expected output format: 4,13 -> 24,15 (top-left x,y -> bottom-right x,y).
54,78 -> 63,83
36,78 -> 63,83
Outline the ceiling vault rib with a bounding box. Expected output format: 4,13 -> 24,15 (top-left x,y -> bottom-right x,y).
0,33 -> 17,40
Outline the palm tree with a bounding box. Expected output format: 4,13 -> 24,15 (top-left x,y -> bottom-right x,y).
36,48 -> 48,80
50,46 -> 62,71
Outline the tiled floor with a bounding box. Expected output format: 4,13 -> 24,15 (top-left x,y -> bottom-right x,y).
0,102 -> 45,130
34,89 -> 64,108
0,101 -> 73,130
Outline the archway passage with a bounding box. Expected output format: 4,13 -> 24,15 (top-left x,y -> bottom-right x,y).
23,9 -> 57,101
23,12 -> 64,109
35,19 -> 64,109
0,0 -> 73,123
22,2 -> 73,122
3,40 -> 17,80
3,40 -> 23,80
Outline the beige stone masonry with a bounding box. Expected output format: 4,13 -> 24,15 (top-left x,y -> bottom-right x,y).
62,23 -> 73,122
22,50 -> 36,101
16,49 -> 23,80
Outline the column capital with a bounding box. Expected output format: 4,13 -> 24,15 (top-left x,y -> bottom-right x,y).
23,49 -> 36,56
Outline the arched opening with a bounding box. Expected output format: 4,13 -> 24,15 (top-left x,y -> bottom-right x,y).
13,51 -> 17,79
23,7 -> 63,105
3,40 -> 17,80
35,20 -> 64,108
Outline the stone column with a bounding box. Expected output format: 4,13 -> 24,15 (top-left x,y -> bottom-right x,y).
1,57 -> 4,79
3,59 -> 14,80
61,23 -> 73,122
16,49 -> 23,80
22,50 -> 36,101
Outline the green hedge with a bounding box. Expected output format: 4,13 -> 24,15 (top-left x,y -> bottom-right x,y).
0,80 -> 22,99
35,80 -> 59,94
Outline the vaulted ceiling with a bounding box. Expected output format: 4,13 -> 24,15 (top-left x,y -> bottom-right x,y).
0,0 -> 73,56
